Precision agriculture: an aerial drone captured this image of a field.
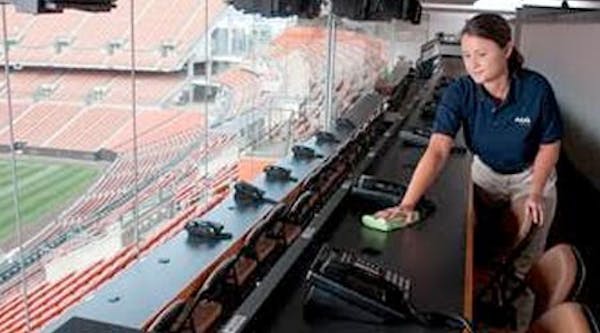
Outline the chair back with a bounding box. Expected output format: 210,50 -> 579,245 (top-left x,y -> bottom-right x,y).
526,244 -> 583,319
528,302 -> 592,333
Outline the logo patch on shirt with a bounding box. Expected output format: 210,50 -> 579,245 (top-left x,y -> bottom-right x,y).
514,116 -> 531,126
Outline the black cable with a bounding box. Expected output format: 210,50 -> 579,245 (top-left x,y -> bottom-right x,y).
404,301 -> 475,333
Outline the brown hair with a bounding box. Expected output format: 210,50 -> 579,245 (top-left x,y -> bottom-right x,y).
461,13 -> 524,74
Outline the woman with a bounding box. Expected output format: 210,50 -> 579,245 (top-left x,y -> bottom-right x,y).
376,13 -> 562,274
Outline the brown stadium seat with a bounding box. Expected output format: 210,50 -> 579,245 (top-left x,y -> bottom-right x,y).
147,298 -> 186,333
526,244 -> 586,320
243,207 -> 285,264
171,257 -> 236,333
254,234 -> 278,262
476,243 -> 586,330
191,300 -> 223,333
230,256 -> 258,287
527,302 -> 598,333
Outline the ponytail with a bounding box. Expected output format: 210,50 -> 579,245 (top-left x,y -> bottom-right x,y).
508,47 -> 524,74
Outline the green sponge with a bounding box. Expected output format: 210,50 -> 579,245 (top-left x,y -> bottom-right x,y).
361,212 -> 420,232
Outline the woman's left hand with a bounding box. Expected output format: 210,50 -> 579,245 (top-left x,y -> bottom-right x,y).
525,193 -> 545,226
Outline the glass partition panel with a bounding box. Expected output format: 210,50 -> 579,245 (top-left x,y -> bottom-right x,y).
0,1 -> 427,332
238,13 -> 333,178
0,1 -> 208,331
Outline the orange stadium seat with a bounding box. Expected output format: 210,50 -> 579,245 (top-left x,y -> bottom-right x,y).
6,0 -> 227,71
0,272 -> 75,326
0,280 -> 48,321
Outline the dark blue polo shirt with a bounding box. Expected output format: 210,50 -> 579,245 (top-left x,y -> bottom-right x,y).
432,69 -> 563,174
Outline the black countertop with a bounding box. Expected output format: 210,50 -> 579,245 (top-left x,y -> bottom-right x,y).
249,123 -> 472,333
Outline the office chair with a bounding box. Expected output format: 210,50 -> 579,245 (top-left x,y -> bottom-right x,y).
477,243 -> 586,329
171,257 -> 236,333
190,300 -> 224,333
527,302 -> 598,333
192,256 -> 245,333
147,298 -> 186,333
289,189 -> 315,225
270,190 -> 312,246
229,252 -> 258,301
526,243 -> 586,319
242,204 -> 286,269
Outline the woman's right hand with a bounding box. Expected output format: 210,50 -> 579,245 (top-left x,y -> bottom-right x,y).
372,134 -> 452,224
374,204 -> 418,222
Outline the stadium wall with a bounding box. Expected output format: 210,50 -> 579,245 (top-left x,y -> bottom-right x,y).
0,145 -> 117,162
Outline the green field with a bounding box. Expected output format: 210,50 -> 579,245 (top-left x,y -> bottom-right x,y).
0,159 -> 100,244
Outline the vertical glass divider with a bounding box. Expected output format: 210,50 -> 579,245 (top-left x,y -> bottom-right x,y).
129,0 -> 141,257
324,13 -> 337,131
1,4 -> 32,331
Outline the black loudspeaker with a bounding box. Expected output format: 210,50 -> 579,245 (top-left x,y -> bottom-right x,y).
406,0 -> 422,24
331,0 -> 367,20
13,0 -> 116,14
330,0 -> 421,23
228,0 -> 321,18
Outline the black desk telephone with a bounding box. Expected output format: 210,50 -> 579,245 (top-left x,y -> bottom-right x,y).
303,244 -> 412,323
351,174 -> 436,219
303,245 -> 475,332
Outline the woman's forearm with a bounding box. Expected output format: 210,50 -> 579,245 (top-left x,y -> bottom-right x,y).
401,135 -> 452,208
531,141 -> 560,196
